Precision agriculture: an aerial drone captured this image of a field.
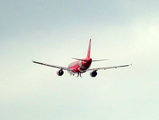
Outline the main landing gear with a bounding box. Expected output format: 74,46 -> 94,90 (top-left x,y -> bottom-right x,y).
77,72 -> 82,78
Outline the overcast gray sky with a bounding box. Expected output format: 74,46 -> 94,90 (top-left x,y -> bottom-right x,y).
0,0 -> 159,120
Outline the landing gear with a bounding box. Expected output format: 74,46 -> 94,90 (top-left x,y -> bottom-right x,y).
77,72 -> 82,78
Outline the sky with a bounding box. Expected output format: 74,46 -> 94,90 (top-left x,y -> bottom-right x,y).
0,0 -> 159,120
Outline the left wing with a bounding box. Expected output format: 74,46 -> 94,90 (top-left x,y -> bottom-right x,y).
87,64 -> 131,71
32,60 -> 70,71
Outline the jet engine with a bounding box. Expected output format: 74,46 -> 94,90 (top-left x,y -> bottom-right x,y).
90,70 -> 97,77
57,69 -> 64,76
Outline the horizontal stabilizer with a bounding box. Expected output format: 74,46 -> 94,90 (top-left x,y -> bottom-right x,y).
72,58 -> 87,62
92,59 -> 109,62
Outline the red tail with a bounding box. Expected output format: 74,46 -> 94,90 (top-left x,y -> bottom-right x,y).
87,39 -> 91,58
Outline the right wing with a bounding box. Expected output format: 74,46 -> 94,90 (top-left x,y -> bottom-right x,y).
32,60 -> 70,71
87,64 -> 132,71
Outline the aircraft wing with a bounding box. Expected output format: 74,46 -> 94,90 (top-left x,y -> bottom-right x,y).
87,64 -> 131,71
32,60 -> 70,71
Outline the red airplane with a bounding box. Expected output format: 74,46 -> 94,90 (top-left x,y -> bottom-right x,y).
33,39 -> 131,77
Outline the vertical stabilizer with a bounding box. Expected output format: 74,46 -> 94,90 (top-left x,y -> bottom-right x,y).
87,39 -> 91,58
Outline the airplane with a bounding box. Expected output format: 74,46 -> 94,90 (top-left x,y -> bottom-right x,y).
32,39 -> 131,77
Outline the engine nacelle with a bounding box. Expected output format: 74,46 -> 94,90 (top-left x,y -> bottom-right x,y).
57,69 -> 64,76
90,71 -> 97,77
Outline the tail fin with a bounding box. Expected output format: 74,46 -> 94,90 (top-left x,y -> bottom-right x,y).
87,39 -> 91,58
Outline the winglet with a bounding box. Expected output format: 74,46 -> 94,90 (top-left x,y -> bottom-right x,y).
87,39 -> 91,58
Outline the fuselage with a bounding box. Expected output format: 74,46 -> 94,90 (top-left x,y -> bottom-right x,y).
68,58 -> 92,73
